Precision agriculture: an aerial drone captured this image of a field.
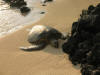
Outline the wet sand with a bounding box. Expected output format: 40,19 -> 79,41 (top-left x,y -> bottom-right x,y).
0,0 -> 45,37
0,0 -> 100,75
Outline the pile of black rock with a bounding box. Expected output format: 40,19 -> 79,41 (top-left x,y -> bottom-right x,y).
3,0 -> 30,14
47,0 -> 53,2
62,3 -> 100,75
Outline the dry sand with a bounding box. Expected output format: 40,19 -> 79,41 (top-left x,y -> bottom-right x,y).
0,0 -> 100,75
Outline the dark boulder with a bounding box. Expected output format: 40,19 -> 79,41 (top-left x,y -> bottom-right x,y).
47,0 -> 53,2
62,3 -> 100,75
20,7 -> 30,14
3,0 -> 30,15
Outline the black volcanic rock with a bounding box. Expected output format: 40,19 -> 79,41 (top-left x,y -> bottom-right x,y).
47,0 -> 53,2
62,3 -> 100,75
3,0 -> 30,14
20,6 -> 30,14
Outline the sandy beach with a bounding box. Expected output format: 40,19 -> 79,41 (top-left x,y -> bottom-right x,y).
0,0 -> 100,75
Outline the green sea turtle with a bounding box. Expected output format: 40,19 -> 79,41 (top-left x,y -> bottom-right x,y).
20,25 -> 67,51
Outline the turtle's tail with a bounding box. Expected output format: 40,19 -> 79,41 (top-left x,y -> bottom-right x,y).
19,43 -> 47,51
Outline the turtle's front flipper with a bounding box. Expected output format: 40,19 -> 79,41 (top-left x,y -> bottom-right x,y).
19,43 -> 47,51
50,39 -> 59,48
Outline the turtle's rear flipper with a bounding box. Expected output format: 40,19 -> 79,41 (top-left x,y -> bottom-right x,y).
19,43 -> 47,51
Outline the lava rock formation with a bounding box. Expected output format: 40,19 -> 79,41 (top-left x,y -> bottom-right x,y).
62,3 -> 100,75
3,0 -> 30,14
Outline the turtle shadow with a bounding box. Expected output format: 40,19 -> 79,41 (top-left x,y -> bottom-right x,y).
43,46 -> 64,55
20,40 -> 66,55
43,40 -> 65,55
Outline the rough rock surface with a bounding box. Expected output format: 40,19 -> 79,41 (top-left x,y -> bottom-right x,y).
3,0 -> 30,14
62,3 -> 100,75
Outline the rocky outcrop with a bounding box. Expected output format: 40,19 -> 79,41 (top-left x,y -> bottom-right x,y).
62,3 -> 100,75
3,0 -> 30,14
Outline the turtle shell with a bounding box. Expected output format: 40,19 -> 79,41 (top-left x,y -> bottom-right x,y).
27,25 -> 51,43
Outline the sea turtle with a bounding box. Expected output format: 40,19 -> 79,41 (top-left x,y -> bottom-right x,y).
20,25 -> 67,51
